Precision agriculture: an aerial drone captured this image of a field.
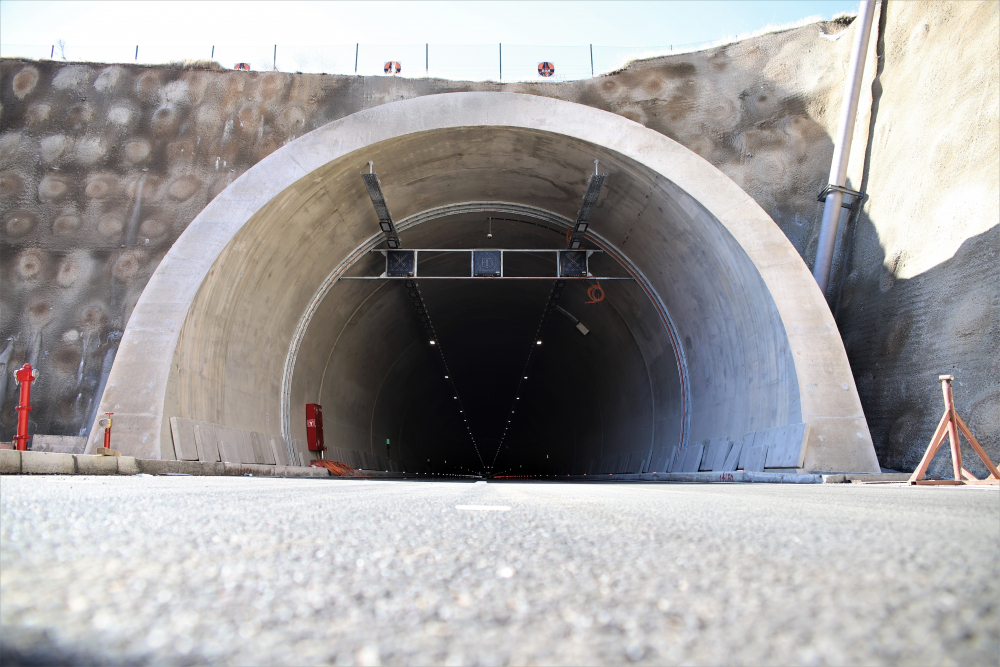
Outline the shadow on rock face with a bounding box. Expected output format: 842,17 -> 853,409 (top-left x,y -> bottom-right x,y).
836,224 -> 999,478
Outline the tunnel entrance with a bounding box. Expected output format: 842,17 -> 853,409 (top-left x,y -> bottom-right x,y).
314,195 -> 681,478
91,92 -> 879,474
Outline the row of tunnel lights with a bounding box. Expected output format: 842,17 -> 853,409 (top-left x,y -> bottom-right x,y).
431,337 -> 542,471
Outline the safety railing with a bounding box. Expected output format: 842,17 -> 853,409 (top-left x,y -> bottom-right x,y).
1,40 -> 726,82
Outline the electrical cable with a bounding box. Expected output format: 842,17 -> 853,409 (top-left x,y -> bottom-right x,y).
585,279 -> 605,304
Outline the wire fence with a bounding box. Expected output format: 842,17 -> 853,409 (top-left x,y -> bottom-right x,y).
0,40 -> 729,82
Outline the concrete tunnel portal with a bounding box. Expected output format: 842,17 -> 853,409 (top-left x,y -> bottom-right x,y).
90,92 -> 880,475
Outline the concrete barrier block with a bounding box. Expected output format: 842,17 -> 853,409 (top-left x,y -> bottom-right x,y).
269,436 -> 288,466
117,457 -> 140,475
721,440 -> 743,471
704,438 -> 733,471
744,445 -> 768,472
765,423 -> 809,468
738,431 -> 761,469
74,455 -> 119,475
31,434 -> 87,454
169,417 -> 200,461
677,444 -> 704,472
237,430 -> 256,464
0,450 -> 22,474
21,451 -> 76,474
215,426 -> 242,464
254,432 -> 276,465
194,423 -> 221,463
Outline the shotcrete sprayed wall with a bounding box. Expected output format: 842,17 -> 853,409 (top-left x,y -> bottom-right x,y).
0,2 -> 995,475
832,0 -> 1000,478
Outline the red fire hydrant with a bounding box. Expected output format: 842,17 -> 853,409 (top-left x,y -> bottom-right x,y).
101,413 -> 114,450
13,364 -> 37,451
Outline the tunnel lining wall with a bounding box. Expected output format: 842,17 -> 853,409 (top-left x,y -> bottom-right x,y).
87,92 -> 878,473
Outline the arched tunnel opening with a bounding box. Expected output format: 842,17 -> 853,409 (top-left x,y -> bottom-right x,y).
319,207 -> 679,478
97,93 -> 878,475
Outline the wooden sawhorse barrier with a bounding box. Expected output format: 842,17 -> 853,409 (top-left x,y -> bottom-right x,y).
909,375 -> 1000,485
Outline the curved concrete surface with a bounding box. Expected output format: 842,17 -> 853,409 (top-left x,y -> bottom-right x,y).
87,92 -> 878,473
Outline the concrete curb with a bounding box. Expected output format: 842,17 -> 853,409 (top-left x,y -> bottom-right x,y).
557,471 -> 914,483
1,449 -> 22,474
0,451 -> 331,478
557,471 -> 827,483
21,451 -> 76,474
2,452 -> 911,484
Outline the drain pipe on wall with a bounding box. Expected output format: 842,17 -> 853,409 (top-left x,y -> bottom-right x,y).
812,0 -> 878,298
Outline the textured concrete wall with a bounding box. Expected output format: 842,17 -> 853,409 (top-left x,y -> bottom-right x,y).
832,1 -> 1000,477
0,18 -> 858,442
1,4 -> 995,476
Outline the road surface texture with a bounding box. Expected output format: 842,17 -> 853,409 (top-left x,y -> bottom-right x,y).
1,476 -> 997,666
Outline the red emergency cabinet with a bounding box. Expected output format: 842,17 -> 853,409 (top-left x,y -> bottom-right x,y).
306,403 -> 326,451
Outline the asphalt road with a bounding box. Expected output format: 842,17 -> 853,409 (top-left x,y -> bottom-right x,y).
1,476 -> 997,666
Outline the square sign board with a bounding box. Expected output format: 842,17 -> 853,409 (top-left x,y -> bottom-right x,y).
473,250 -> 502,277
386,250 -> 415,277
558,251 -> 588,277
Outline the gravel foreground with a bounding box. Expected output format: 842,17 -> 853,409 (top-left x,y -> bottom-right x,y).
1,476 -> 997,665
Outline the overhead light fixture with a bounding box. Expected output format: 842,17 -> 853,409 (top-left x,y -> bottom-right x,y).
429,340 -> 436,345
536,340 -> 542,345
444,375 -> 449,378
524,376 -> 528,379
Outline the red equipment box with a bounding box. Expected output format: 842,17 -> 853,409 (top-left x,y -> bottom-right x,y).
306,403 -> 326,451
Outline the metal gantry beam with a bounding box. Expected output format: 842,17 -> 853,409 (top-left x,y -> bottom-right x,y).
360,162 -> 402,249
360,164 -> 484,469
567,160 -> 607,250
339,247 -> 632,281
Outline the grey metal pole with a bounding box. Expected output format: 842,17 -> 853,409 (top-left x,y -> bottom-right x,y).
426,43 -> 428,75
211,45 -> 214,59
499,43 -> 502,81
590,44 -> 593,76
273,44 -> 276,70
135,45 -> 138,60
355,43 -> 358,73
813,0 -> 877,297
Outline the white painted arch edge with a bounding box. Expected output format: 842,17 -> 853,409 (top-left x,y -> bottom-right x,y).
89,91 -> 876,470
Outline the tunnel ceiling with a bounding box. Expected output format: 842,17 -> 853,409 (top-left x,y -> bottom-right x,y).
105,93 -> 876,473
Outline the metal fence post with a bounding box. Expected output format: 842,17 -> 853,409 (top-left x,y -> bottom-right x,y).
355,43 -> 359,73
499,43 -> 502,81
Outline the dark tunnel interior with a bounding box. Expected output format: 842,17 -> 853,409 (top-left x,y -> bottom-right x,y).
314,212 -> 679,477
